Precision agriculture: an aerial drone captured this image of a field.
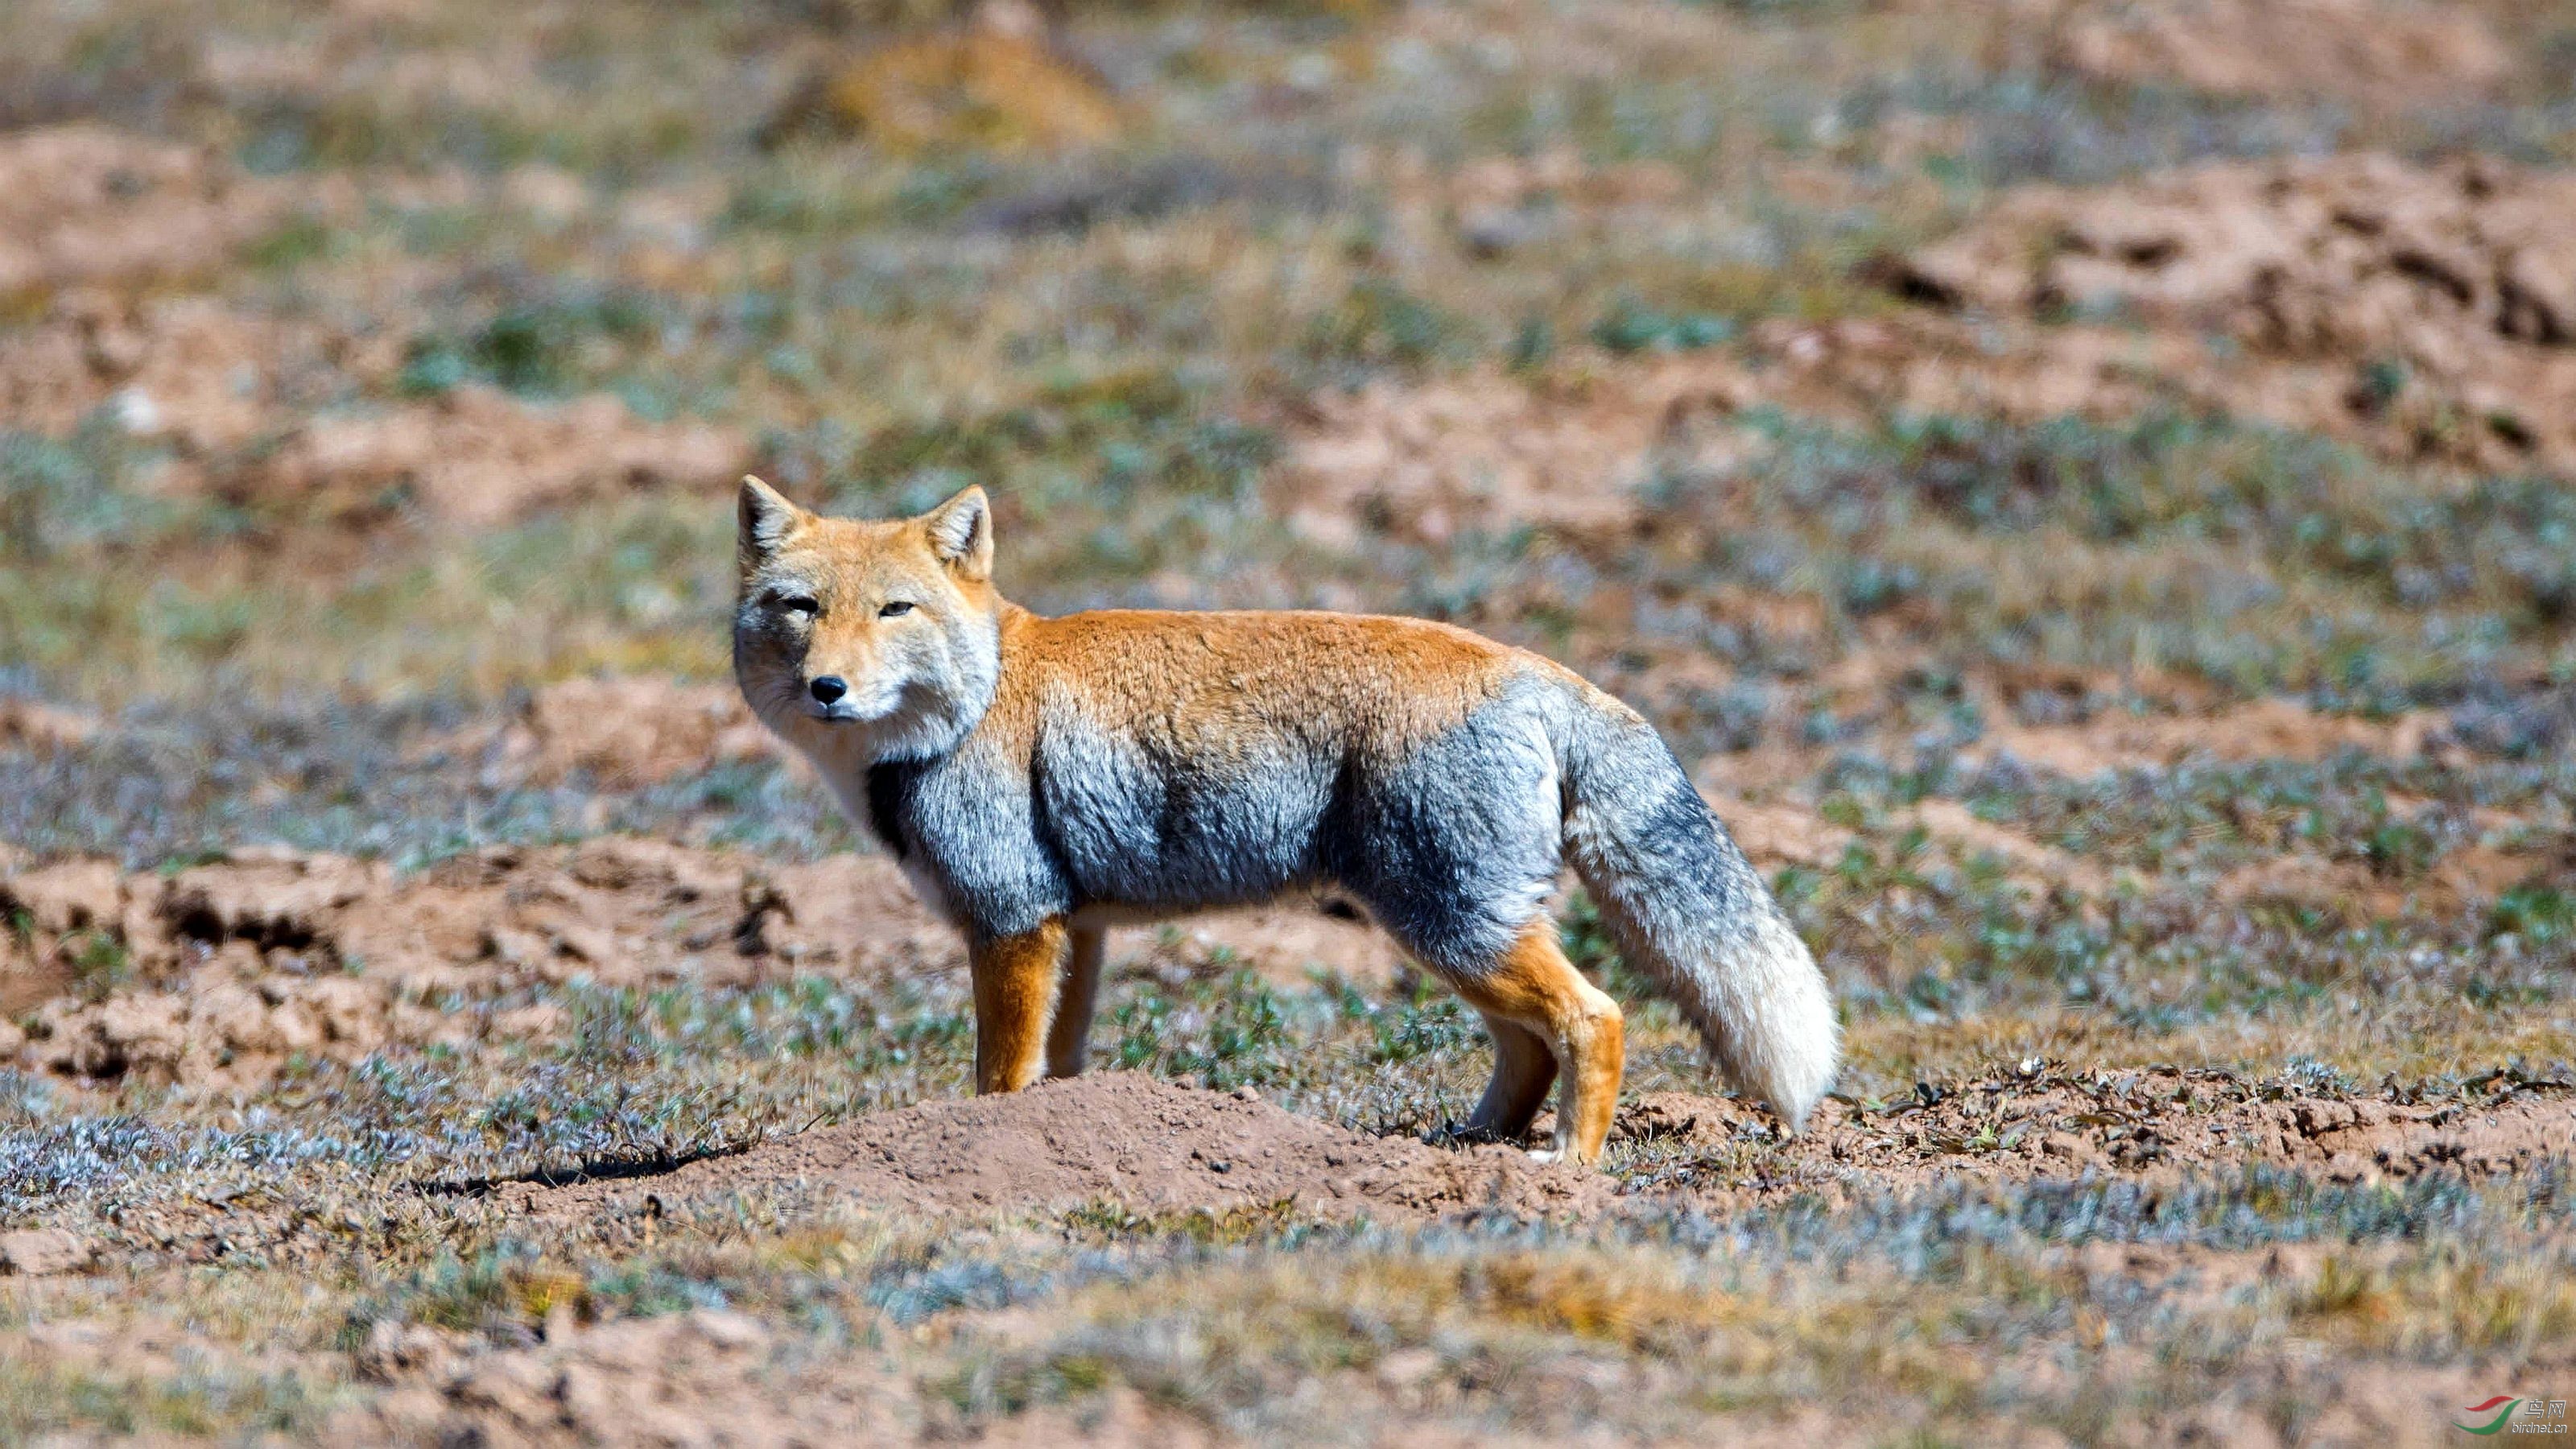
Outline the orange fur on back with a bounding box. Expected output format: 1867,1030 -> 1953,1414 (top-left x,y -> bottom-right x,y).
1003,607 -> 1530,761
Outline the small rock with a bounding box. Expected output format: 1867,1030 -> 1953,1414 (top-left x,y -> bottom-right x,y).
687,1308 -> 767,1352
0,698 -> 100,752
1375,1348 -> 1443,1389
2041,1132 -> 2100,1164
0,1228 -> 95,1276
553,1361 -> 617,1428
550,923 -> 614,965
0,858 -> 123,934
444,1352 -> 559,1427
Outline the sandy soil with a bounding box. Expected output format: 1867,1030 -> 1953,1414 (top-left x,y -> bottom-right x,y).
1894,152 -> 2576,476
0,834 -> 1409,1088
529,1072 -> 1612,1226
1286,147 -> 2576,549
0,123 -> 287,298
260,384 -> 753,528
500,1068 -> 2574,1231
335,1308 -> 948,1449
2041,0 -> 2511,103
0,293 -> 369,456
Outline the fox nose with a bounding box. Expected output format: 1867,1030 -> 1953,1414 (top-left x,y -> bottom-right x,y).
809,675 -> 848,705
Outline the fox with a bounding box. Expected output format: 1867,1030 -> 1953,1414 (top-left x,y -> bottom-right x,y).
733,476 -> 1838,1164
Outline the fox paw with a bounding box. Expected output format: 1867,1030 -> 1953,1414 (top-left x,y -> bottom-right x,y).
1525,1148 -> 1563,1165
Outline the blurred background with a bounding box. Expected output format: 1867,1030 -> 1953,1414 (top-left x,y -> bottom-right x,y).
11,0 -> 2576,951
6,4 -> 2576,1440
10,0 -> 2576,848
6,0 -> 2575,714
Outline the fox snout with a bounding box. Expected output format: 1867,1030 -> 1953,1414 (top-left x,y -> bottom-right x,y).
801,669 -> 870,720
794,637 -> 904,721
733,476 -> 1007,758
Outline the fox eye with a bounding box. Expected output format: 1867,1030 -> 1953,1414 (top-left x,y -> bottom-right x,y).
773,593 -> 819,617
878,601 -> 915,618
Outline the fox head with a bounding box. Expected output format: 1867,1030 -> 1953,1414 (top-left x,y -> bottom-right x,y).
733,477 -> 1005,763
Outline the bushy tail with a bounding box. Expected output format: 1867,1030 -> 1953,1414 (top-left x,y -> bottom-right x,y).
1558,701 -> 1839,1129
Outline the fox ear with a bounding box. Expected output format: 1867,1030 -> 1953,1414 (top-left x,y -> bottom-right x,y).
922,485 -> 993,580
738,475 -> 805,564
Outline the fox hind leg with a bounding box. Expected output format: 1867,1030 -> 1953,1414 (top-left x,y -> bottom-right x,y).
970,918 -> 1068,1095
1445,918 -> 1624,1165
1448,1013 -> 1555,1144
1044,923 -> 1106,1079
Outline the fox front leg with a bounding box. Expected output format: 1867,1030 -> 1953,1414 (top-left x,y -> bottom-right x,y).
969,918 -> 1069,1094
1043,923 -> 1107,1080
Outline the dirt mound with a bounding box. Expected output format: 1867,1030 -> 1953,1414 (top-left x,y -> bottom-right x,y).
2044,0 -> 2510,102
454,677 -> 775,789
0,292 -> 382,454
0,842 -> 947,1086
338,1309 -> 913,1449
1275,356 -> 1761,546
0,837 -> 1420,1085
0,123 -> 287,299
1133,901 -> 1408,990
0,295 -> 746,528
13,969 -> 482,1089
1894,153 -> 2576,475
1270,315 -> 2228,543
1738,312 -> 2221,431
1969,697 -> 2439,778
522,1067 -> 2570,1230
257,384 -> 753,527
775,8 -> 1121,155
530,1073 -> 1610,1225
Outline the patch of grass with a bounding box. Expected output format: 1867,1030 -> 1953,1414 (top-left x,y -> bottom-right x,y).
1060,1195 -> 1306,1246
1298,275 -> 1481,380
1108,972 -> 1301,1089
0,1359 -> 339,1441
0,423 -> 193,565
1588,294 -> 1737,355
398,287 -> 668,398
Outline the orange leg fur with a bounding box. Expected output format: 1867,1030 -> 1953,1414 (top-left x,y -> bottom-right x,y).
1446,920 -> 1624,1164
971,919 -> 1067,1094
1044,923 -> 1107,1079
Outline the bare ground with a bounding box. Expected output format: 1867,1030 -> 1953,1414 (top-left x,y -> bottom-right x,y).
526,1073 -> 1612,1227
507,1069 -> 2574,1231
